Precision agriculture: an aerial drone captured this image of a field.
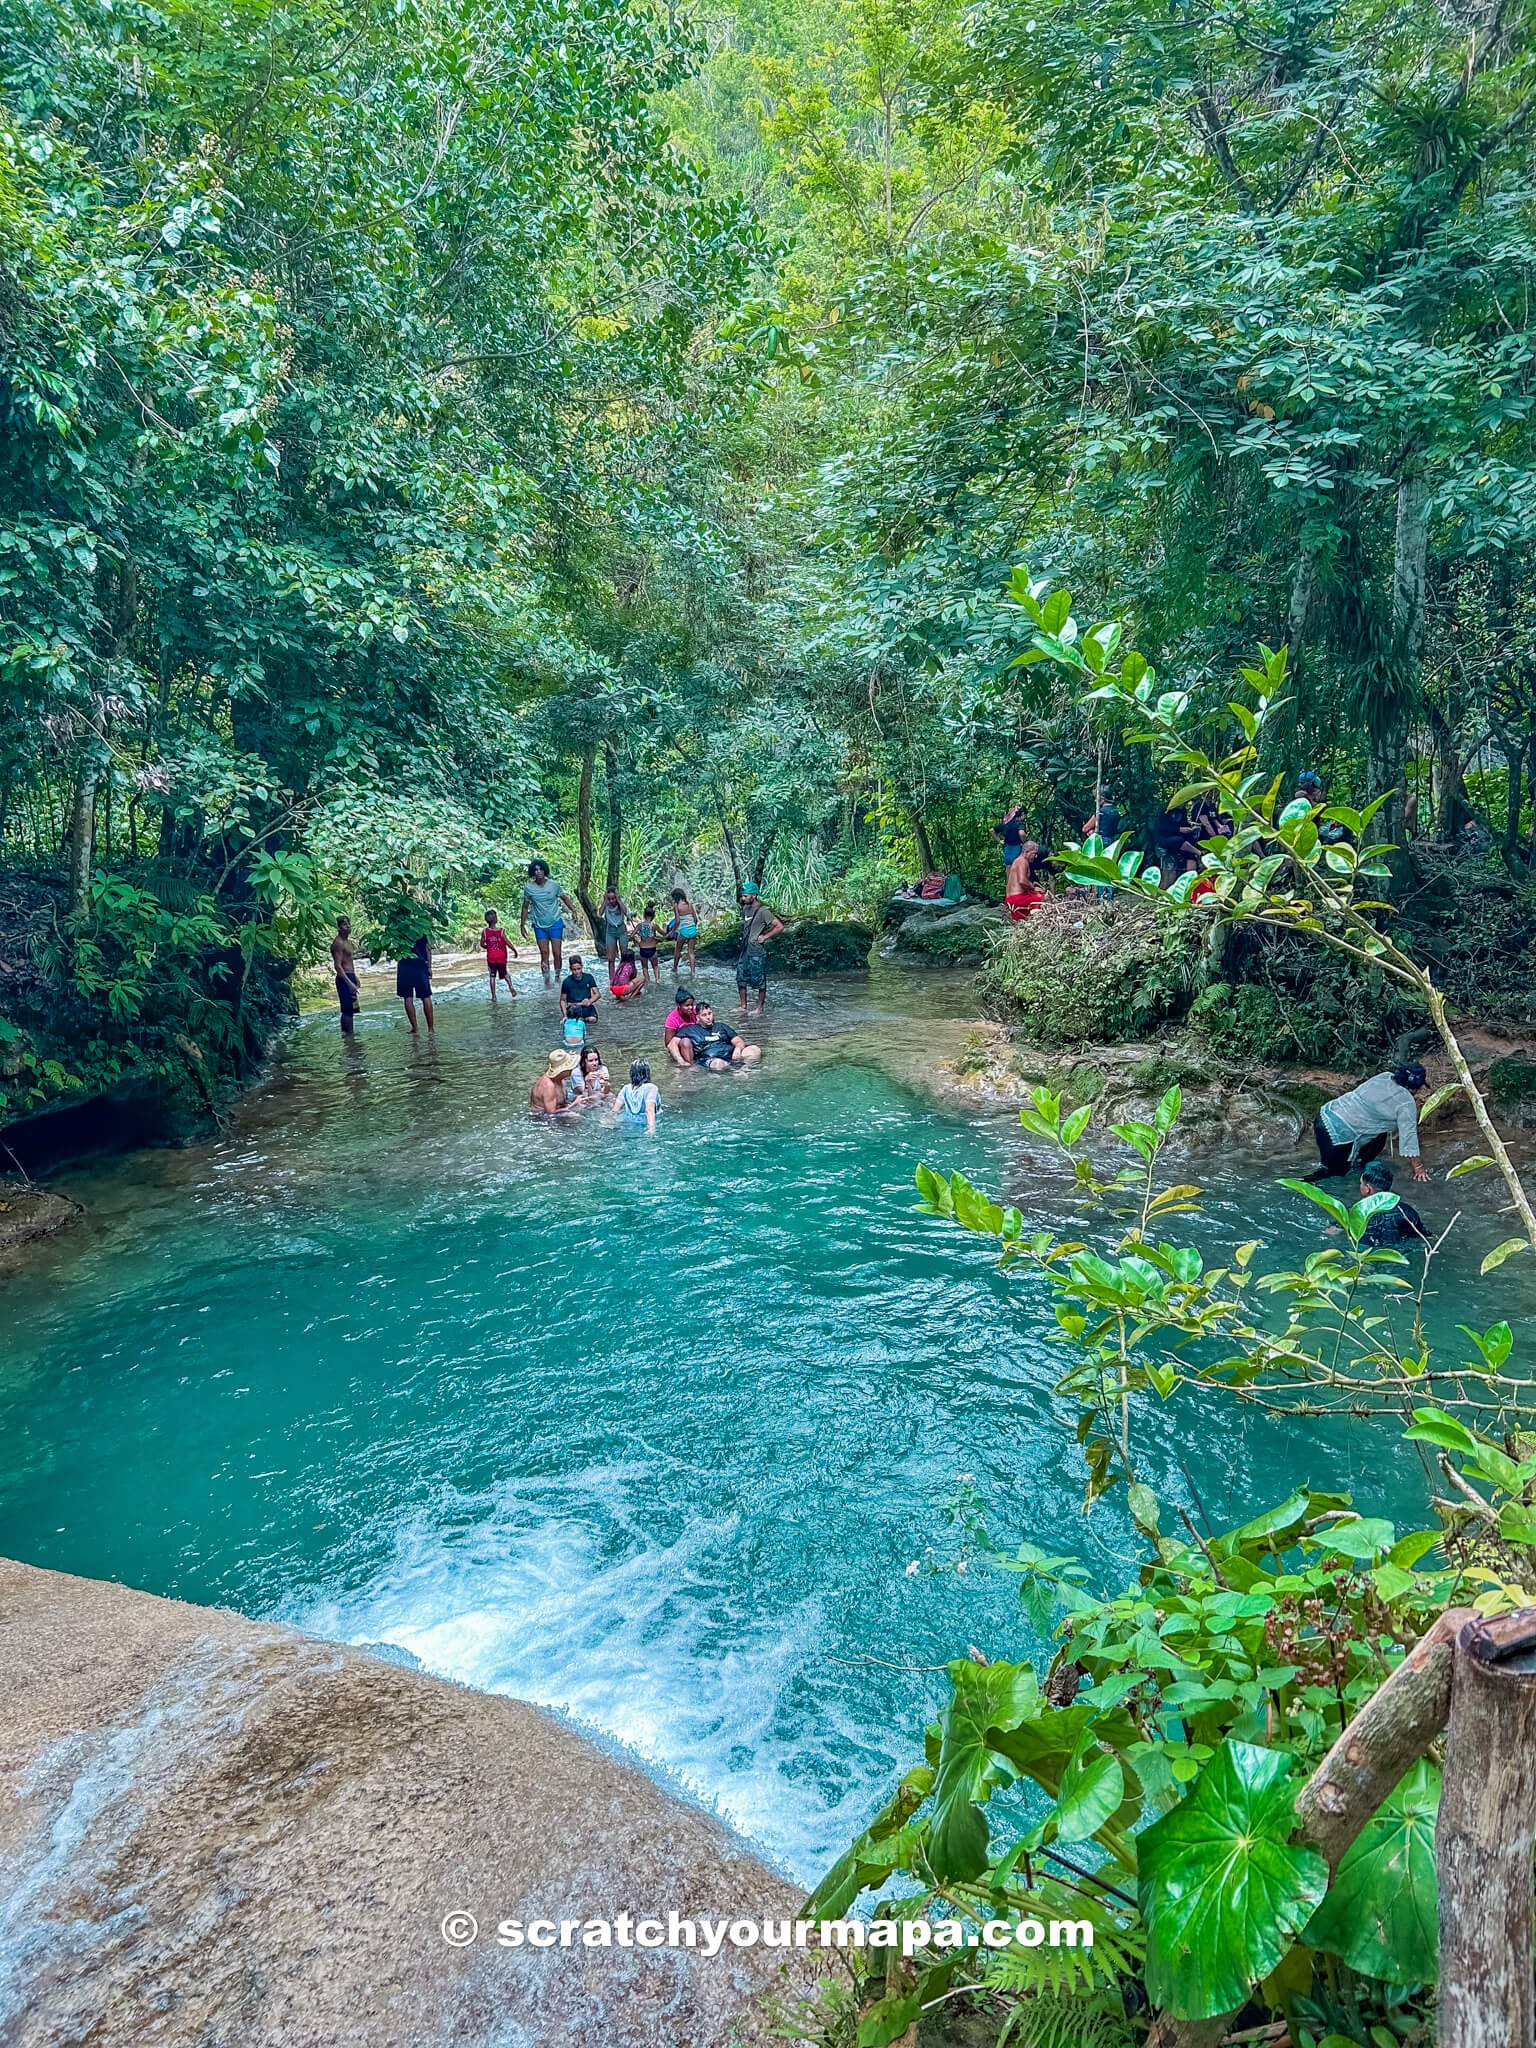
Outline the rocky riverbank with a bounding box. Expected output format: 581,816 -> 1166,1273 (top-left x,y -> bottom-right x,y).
0,1561 -> 817,2048
932,1025 -> 1536,1152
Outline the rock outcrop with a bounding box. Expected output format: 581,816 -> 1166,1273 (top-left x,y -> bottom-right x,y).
0,1561 -> 815,2048
0,1183 -> 80,1256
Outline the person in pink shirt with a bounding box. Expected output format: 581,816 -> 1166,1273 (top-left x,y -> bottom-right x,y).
664,989 -> 699,1065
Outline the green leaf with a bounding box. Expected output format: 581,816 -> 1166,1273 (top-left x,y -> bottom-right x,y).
1481,1236 -> 1531,1274
1232,1490 -> 1310,1546
1447,1154 -> 1496,1179
1060,1102 -> 1093,1147
805,1765 -> 934,1918
1155,1083 -> 1182,1133
1403,1407 -> 1479,1455
1054,1749 -> 1125,1843
926,1661 -> 1039,1881
1280,1178 -> 1350,1230
1304,1761 -> 1439,1983
1318,1516 -> 1393,1561
856,1987 -> 922,2047
1138,1742 -> 1327,2019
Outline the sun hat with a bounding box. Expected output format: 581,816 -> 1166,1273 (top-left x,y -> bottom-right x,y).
547,1049 -> 580,1077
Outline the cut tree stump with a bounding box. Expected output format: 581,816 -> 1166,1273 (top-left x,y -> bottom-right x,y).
1436,1607 -> 1536,2048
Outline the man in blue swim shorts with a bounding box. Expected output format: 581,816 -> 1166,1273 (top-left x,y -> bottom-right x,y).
519,859 -> 579,982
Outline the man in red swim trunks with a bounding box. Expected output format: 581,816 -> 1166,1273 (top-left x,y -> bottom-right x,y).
480,908 -> 518,1000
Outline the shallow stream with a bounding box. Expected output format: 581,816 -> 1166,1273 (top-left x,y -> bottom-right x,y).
1,959 -> 1526,1883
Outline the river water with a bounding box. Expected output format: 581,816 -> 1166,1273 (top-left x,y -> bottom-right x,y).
0,958 -> 1525,1884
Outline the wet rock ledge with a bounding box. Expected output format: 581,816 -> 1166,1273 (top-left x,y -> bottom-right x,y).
0,1560 -> 813,2048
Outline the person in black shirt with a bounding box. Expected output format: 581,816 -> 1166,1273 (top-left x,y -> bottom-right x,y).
676,1002 -> 762,1070
559,957 -> 600,1026
1357,1159 -> 1429,1250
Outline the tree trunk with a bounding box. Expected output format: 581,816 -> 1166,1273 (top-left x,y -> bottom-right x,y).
69,547 -> 137,912
575,743 -> 601,943
67,700 -> 107,914
1425,701 -> 1470,839
603,740 -> 622,893
1147,1608 -> 1473,2048
1437,1608 -> 1536,2048
1371,456 -> 1430,850
1261,546 -> 1316,775
1495,730 -> 1523,866
911,812 -> 936,874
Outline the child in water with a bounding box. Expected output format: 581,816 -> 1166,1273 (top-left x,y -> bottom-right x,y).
635,903 -> 662,985
578,1044 -> 610,1100
610,1059 -> 661,1133
609,948 -> 645,1001
479,908 -> 519,999
666,888 -> 699,979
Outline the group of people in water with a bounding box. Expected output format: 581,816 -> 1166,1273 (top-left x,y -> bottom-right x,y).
326,858 -> 786,1134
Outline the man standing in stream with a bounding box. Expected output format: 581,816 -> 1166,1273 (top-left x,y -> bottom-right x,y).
330,916 -> 361,1036
735,881 -> 784,1018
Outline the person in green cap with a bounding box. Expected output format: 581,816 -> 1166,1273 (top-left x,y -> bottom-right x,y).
735,880 -> 785,1017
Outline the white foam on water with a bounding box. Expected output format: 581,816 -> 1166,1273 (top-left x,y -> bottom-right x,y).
283,1473 -> 906,1884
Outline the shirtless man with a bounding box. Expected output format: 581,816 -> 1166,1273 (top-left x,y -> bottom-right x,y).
529,1049 -> 580,1114
330,917 -> 361,1036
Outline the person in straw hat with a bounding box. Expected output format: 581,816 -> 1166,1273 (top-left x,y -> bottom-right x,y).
529,1048 -> 580,1115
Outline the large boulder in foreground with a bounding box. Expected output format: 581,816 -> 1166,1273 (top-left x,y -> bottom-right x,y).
0,1560 -> 812,2048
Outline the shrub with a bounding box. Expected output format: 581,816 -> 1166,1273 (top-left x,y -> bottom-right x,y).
1184,934 -> 1420,1067
977,897 -> 1204,1044
1398,848 -> 1536,1024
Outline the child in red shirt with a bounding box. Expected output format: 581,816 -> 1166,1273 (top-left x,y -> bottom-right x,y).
480,909 -> 519,999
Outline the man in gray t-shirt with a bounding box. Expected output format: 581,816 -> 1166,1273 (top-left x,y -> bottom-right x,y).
519,859 -> 579,980
735,880 -> 785,1016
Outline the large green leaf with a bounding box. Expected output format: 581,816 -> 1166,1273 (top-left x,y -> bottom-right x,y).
1304,1761 -> 1440,1984
804,1764 -> 934,1918
1138,1742 -> 1327,2018
1054,1749 -> 1125,1843
926,1661 -> 1038,1880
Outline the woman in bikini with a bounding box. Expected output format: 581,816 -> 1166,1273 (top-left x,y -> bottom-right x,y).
635,903 -> 662,985
667,887 -> 699,980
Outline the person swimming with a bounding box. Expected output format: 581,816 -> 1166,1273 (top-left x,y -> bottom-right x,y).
577,1044 -> 610,1099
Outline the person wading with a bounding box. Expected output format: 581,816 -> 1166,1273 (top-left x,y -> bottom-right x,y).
529,1049 -> 579,1114
735,881 -> 784,1017
519,860 -> 579,983
396,935 -> 434,1035
330,916 -> 361,1036
1308,1062 -> 1432,1183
